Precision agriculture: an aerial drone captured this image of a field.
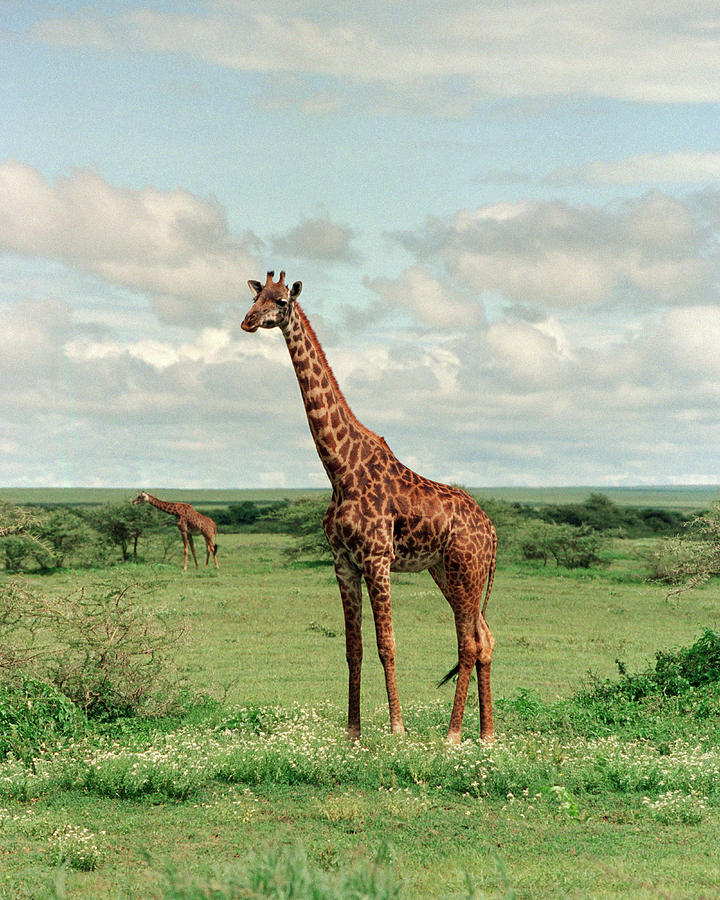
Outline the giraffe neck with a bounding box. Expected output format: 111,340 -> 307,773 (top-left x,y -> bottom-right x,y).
145,494 -> 181,517
281,304 -> 376,485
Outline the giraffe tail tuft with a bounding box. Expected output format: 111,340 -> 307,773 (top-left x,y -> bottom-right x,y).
437,663 -> 459,688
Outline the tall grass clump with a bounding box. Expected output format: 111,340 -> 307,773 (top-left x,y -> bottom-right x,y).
161,843 -> 404,900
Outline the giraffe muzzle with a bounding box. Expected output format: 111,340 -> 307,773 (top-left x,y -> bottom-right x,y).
241,314 -> 260,333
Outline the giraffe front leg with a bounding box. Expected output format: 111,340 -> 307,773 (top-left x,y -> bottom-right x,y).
180,530 -> 189,571
364,558 -> 405,736
333,558 -> 363,741
188,533 -> 199,568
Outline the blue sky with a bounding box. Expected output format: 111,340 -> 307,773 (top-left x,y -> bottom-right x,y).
2,1 -> 720,488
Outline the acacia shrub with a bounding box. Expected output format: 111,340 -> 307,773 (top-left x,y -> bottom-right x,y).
0,579 -> 189,721
648,502 -> 720,594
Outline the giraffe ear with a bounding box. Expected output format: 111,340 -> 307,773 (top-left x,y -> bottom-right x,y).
248,280 -> 262,296
291,281 -> 302,299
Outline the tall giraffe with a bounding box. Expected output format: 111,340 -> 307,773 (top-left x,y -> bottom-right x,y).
241,272 -> 497,743
131,491 -> 219,571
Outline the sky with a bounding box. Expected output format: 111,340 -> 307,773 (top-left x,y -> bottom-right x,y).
2,1 -> 720,489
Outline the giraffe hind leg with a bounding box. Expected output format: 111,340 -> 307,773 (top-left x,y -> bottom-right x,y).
430,559 -> 495,743
475,617 -> 495,741
207,536 -> 219,568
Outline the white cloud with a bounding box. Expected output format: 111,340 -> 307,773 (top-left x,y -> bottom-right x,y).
0,160 -> 258,325
0,297 -> 74,381
271,217 -> 360,263
368,266 -> 484,329
552,151 -> 720,185
394,192 -> 719,310
29,2 -> 720,111
658,306 -> 720,375
65,327 -> 241,371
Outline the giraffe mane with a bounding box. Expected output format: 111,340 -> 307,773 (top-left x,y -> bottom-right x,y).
296,304 -> 387,445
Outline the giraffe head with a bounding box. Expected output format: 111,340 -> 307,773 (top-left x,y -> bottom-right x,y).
131,491 -> 150,506
242,270 -> 302,333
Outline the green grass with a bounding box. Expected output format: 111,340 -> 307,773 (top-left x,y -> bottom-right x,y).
1,531 -> 720,898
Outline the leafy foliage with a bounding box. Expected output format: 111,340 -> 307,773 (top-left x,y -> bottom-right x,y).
88,501 -> 159,562
0,501 -> 51,572
0,676 -> 85,762
261,495 -> 333,563
42,583 -> 187,718
516,520 -> 608,568
500,629 -> 720,743
592,628 -> 720,701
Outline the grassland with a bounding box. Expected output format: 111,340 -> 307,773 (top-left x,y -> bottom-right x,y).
1,523 -> 720,898
1,483 -> 717,509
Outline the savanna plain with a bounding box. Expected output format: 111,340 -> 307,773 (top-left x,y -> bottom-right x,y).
1,488 -> 720,899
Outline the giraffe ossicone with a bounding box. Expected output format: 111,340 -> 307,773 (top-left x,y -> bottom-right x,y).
131,491 -> 219,571
242,272 -> 497,743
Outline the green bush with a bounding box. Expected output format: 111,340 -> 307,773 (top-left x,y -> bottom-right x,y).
517,520 -> 608,568
0,676 -> 85,761
212,501 -> 263,530
43,583 -> 188,719
1,534 -> 36,572
534,492 -> 691,537
88,501 -> 160,562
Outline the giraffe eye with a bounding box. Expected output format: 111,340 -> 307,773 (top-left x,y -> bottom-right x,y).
276,297 -> 288,307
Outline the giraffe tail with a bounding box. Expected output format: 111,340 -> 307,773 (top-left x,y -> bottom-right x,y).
437,664 -> 459,687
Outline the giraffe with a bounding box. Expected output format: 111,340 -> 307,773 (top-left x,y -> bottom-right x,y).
131,491 -> 219,571
241,272 -> 497,744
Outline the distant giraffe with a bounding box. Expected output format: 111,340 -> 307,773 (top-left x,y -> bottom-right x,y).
242,272 -> 497,743
131,491 -> 219,571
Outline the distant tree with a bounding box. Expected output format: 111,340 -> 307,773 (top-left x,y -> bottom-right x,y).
1,535 -> 35,573
89,501 -> 158,562
32,507 -> 102,569
518,520 -> 608,569
261,496 -> 333,563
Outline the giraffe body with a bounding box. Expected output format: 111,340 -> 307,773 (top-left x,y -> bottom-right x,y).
242,272 -> 496,743
131,492 -> 219,571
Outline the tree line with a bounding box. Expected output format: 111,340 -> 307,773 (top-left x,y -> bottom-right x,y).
0,492 -> 710,579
